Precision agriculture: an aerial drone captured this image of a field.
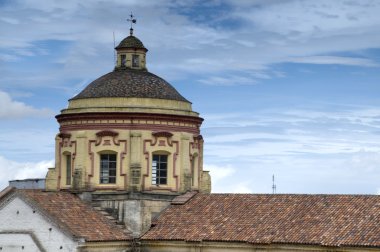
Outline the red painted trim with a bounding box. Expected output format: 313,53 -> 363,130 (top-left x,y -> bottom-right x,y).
172,141 -> 179,191
60,124 -> 200,134
96,130 -> 119,137
142,136 -> 179,192
152,131 -> 173,138
143,139 -> 154,191
56,112 -> 203,134
116,140 -> 128,190
58,139 -> 76,190
88,140 -> 97,183
56,112 -> 203,123
88,137 -> 128,190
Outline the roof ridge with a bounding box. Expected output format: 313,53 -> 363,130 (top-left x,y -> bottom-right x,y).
206,193 -> 380,196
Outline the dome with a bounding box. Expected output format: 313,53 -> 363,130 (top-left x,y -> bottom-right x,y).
71,69 -> 189,102
115,35 -> 147,50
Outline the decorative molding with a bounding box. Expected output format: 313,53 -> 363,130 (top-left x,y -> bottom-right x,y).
118,140 -> 128,190
152,131 -> 173,138
57,112 -> 203,134
96,130 -> 119,137
143,138 -> 179,192
194,134 -> 203,141
88,139 -> 128,190
58,132 -> 71,139
58,138 -> 76,190
60,123 -> 200,134
88,140 -> 97,183
56,112 -> 203,124
158,140 -> 166,146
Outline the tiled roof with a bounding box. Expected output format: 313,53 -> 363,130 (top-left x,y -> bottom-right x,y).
142,193 -> 380,248
115,35 -> 146,50
17,190 -> 131,242
71,69 -> 188,102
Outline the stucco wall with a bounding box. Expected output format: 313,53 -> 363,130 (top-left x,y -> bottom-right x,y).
0,197 -> 78,251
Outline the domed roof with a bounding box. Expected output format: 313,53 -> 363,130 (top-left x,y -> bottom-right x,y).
71,69 -> 189,102
115,35 -> 147,50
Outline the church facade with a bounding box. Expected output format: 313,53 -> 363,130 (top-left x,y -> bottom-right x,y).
0,24 -> 380,252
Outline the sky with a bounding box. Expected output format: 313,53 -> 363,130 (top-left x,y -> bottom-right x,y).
1,0 -> 380,194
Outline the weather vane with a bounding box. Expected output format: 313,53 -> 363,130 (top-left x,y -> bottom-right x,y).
127,12 -> 137,36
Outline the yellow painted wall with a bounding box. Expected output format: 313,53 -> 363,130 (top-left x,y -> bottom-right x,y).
116,48 -> 147,70
62,97 -> 198,117
47,128 -> 204,193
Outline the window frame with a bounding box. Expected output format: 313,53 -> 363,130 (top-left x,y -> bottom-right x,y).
132,54 -> 139,68
120,54 -> 126,66
151,154 -> 168,185
65,154 -> 72,185
100,153 -> 117,184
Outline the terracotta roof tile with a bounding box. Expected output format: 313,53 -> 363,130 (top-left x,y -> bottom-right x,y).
18,190 -> 131,242
142,193 -> 380,248
71,69 -> 188,102
115,35 -> 146,50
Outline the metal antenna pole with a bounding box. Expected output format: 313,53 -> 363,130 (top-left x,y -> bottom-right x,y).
113,31 -> 116,66
272,174 -> 277,194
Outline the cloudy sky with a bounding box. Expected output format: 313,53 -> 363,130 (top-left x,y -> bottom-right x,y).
1,0 -> 380,194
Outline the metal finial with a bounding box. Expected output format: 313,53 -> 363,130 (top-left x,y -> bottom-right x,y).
127,12 -> 137,35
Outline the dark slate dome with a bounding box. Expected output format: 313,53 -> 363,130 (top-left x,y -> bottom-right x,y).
71,69 -> 188,102
115,35 -> 147,50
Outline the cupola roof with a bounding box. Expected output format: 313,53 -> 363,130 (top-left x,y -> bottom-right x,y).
115,35 -> 147,51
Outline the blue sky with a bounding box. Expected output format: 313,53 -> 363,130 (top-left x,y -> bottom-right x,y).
1,0 -> 380,194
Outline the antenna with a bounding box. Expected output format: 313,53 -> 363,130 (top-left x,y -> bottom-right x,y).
113,31 -> 116,66
272,174 -> 277,194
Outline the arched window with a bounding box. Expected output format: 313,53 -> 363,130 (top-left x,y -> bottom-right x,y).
152,154 -> 168,185
100,153 -> 117,184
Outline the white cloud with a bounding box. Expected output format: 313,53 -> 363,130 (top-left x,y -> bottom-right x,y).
1,0 -> 379,90
201,106 -> 380,194
204,164 -> 236,183
203,107 -> 380,162
230,183 -> 253,194
198,75 -> 258,86
288,56 -> 379,67
0,155 -> 53,189
0,90 -> 53,119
